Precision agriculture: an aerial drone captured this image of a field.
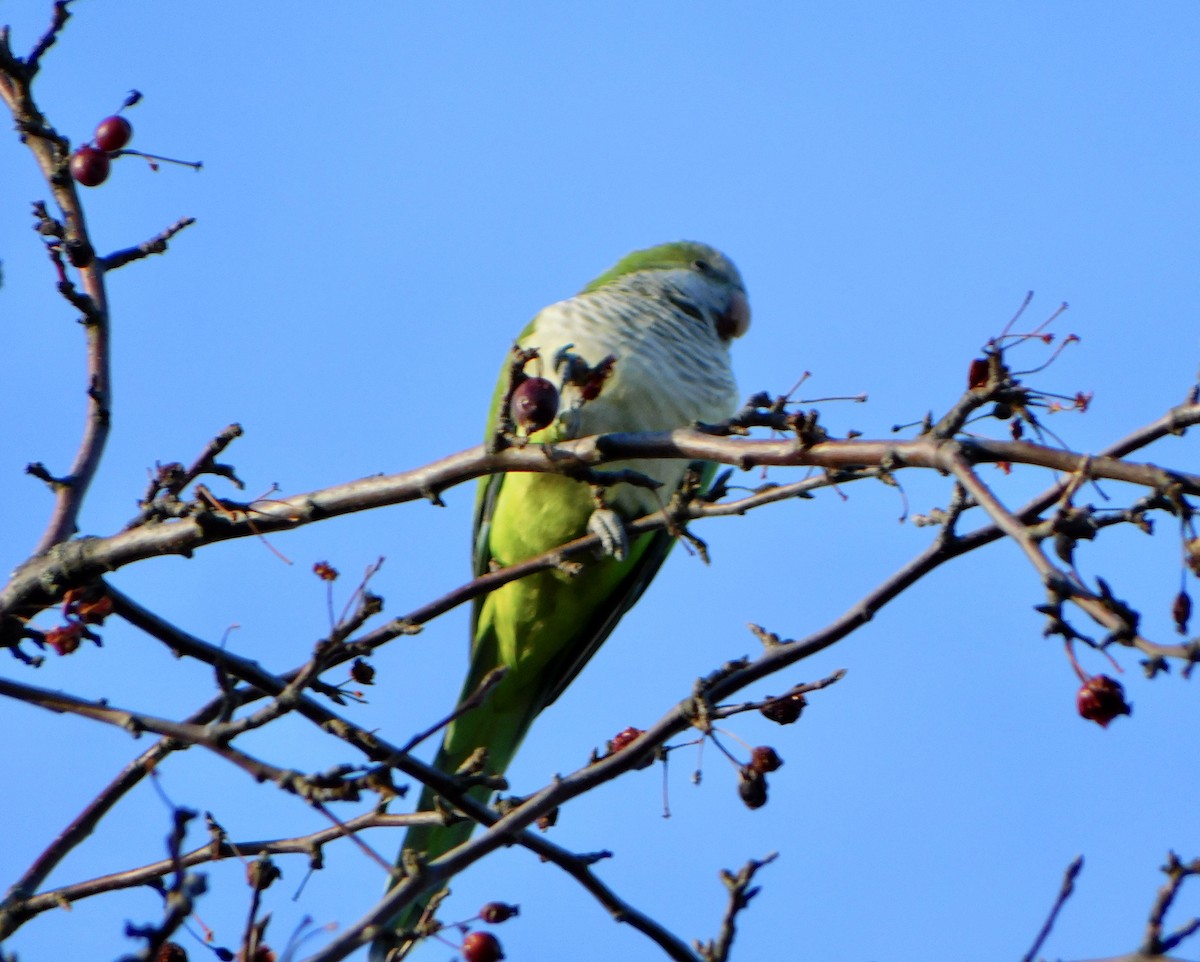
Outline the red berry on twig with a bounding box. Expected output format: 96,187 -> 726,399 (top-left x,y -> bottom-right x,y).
69,146 -> 110,186
462,931 -> 504,962
350,658 -> 375,685
749,746 -> 783,773
479,901 -> 519,924
1173,589 -> 1191,635
94,115 -> 133,151
737,767 -> 768,809
313,561 -> 339,581
760,690 -> 806,725
1076,674 -> 1131,728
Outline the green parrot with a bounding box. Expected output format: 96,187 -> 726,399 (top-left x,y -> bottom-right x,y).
374,241 -> 749,958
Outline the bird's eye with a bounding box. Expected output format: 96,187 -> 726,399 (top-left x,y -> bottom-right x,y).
692,258 -> 713,275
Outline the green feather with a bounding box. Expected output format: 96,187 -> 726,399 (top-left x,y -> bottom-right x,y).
580,240 -> 738,293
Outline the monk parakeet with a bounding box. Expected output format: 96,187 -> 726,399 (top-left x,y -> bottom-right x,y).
374,241 -> 749,957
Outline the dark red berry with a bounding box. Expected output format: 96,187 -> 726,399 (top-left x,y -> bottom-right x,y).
1173,590 -> 1192,635
94,115 -> 132,152
479,901 -> 519,924
1076,674 -> 1132,728
350,657 -> 375,685
510,376 -> 559,433
737,767 -> 768,809
69,146 -> 110,187
760,691 -> 806,725
462,931 -> 504,962
749,746 -> 783,774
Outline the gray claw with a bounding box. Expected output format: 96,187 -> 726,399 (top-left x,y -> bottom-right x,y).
588,507 -> 628,561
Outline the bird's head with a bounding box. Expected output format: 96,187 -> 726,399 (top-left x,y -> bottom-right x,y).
581,240 -> 751,343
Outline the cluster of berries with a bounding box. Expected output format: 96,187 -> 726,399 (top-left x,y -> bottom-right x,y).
67,92 -> 199,187
69,114 -> 133,187
452,902 -> 518,961
68,91 -> 141,187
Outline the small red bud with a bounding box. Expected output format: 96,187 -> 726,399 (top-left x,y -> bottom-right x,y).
479,901 -> 519,924
1173,590 -> 1192,635
313,561 -> 339,581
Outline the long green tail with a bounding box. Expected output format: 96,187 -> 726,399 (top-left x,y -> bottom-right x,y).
370,642 -> 538,960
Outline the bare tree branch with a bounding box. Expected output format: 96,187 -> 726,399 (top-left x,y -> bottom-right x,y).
4,402 -> 1199,642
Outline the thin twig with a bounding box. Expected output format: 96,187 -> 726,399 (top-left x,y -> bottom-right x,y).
695,854 -> 778,962
101,216 -> 197,271
24,1 -> 73,77
1022,854 -> 1083,962
6,812 -> 429,925
1140,852 -> 1200,956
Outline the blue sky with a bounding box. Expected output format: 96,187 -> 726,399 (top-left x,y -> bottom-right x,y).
2,3 -> 1198,961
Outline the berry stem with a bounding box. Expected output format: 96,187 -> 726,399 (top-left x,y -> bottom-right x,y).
117,148 -> 203,170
